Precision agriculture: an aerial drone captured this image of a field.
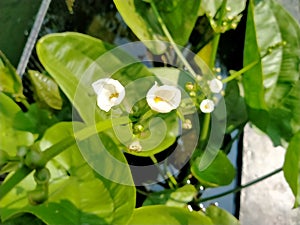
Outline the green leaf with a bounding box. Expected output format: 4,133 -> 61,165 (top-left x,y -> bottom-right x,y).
27,70 -> 63,110
264,0 -> 300,145
143,184 -> 197,207
206,205 -> 240,225
36,32 -> 112,124
191,150 -> 235,187
283,131 -> 300,208
0,92 -> 34,155
13,103 -> 58,137
0,122 -> 135,225
242,0 -> 268,130
128,205 -> 213,225
0,51 -> 25,102
113,0 -> 200,54
243,0 -> 300,145
224,80 -> 248,132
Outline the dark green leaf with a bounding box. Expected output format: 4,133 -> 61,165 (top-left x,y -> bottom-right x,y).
143,184 -> 197,207
0,122 -> 136,225
13,103 -> 58,137
206,205 -> 240,225
27,70 -> 63,110
224,80 -> 248,132
0,51 -> 25,102
128,205 -> 213,225
191,150 -> 235,187
113,0 -> 200,54
0,92 -> 34,155
283,131 -> 300,208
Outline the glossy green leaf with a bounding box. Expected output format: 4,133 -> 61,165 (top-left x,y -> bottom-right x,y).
36,32 -> 113,124
0,92 -> 34,155
206,205 -> 240,225
191,150 -> 235,187
13,103 -> 58,137
264,0 -> 300,145
0,51 -> 25,101
128,205 -> 213,225
143,184 -> 197,207
242,0 -> 268,131
113,0 -> 200,54
283,131 -> 300,208
27,70 -> 63,110
0,122 -> 135,225
243,0 -> 300,145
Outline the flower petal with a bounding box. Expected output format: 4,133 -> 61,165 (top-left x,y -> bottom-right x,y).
208,78 -> 223,93
200,99 -> 215,113
146,82 -> 181,113
92,78 -> 125,112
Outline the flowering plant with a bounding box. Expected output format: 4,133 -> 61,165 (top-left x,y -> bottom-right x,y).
0,0 -> 299,224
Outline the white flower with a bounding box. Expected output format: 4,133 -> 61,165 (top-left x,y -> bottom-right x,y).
200,99 -> 215,113
92,78 -> 125,112
128,140 -> 142,152
208,78 -> 223,93
146,82 -> 181,113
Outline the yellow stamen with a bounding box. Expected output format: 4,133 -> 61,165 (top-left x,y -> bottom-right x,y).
154,96 -> 164,103
109,92 -> 119,100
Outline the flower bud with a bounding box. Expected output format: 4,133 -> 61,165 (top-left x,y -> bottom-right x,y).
34,167 -> 51,184
28,187 -> 48,205
25,149 -> 44,169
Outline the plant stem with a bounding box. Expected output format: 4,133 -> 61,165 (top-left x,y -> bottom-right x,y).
150,155 -> 177,189
199,167 -> 283,203
209,0 -> 228,69
0,116 -> 130,200
222,60 -> 258,83
150,1 -> 197,78
198,113 -> 211,150
0,166 -> 32,200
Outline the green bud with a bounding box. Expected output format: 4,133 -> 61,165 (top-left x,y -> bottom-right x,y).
25,149 -> 44,169
185,82 -> 194,91
133,124 -> 144,134
34,167 -> 51,184
189,91 -> 196,97
17,146 -> 28,158
28,187 -> 48,205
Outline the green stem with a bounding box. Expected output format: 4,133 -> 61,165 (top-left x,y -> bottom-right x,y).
222,60 -> 258,83
0,116 -> 131,200
0,166 -> 32,200
150,155 -> 177,189
209,0 -> 228,69
199,167 -> 283,203
21,99 -> 30,110
209,34 -> 221,69
150,1 -> 197,78
198,113 -> 211,150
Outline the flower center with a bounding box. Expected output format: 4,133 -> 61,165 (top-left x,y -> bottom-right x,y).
109,92 -> 119,101
154,96 -> 164,103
